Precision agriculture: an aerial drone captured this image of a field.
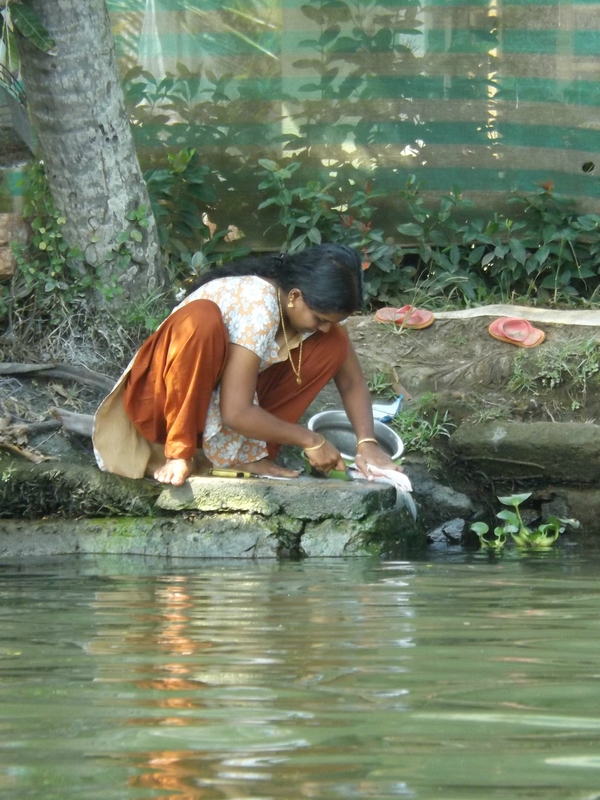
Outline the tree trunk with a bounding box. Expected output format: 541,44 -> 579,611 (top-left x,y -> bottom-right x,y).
16,0 -> 164,297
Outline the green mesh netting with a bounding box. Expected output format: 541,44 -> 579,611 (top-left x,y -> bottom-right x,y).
110,0 -> 600,245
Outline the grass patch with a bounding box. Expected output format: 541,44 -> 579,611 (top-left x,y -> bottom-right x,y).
509,338 -> 600,405
367,370 -> 398,399
390,393 -> 455,457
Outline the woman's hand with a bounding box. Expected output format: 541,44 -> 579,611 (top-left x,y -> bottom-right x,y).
333,338 -> 403,479
304,436 -> 346,474
354,441 -> 403,479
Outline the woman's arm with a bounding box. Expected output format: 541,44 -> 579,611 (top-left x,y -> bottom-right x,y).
220,343 -> 346,472
333,329 -> 403,474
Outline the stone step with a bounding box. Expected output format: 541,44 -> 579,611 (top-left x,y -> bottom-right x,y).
450,421 -> 600,483
0,464 -> 409,558
156,475 -> 394,520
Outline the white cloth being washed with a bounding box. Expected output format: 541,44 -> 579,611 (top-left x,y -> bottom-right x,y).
348,463 -> 417,520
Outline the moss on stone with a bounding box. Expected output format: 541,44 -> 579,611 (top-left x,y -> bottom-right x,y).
0,458 -> 160,518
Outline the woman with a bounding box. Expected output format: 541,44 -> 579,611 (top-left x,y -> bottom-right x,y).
93,244 -> 402,486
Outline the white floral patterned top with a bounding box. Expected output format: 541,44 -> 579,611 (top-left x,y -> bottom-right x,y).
93,275 -> 309,478
178,275 -> 300,468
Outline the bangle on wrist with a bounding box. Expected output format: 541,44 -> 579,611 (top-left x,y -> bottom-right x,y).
304,434 -> 325,452
356,437 -> 378,447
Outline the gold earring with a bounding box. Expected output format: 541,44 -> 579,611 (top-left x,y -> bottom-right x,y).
288,301 -> 294,308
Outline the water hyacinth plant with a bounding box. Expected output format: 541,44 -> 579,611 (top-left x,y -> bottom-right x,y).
471,492 -> 579,551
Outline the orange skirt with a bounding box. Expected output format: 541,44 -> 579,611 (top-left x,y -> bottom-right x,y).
121,299 -> 348,461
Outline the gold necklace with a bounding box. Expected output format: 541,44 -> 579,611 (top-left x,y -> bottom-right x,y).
277,289 -> 303,385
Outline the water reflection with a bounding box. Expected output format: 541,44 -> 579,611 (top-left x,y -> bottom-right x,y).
2,553 -> 600,798
84,561 -> 417,797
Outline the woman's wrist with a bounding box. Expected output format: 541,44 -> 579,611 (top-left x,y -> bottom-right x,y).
301,431 -> 325,451
303,434 -> 325,453
356,437 -> 378,449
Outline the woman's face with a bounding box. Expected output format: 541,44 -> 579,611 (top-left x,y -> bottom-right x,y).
283,289 -> 348,334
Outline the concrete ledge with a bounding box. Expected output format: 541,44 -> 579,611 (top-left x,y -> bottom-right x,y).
0,464 -> 410,558
156,475 -> 396,520
0,516 -> 280,558
450,421 -> 600,483
0,505 -> 404,560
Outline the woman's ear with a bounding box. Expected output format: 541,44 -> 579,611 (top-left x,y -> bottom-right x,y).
287,288 -> 302,307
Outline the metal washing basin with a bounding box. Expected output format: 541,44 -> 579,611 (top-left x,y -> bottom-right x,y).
307,409 -> 404,461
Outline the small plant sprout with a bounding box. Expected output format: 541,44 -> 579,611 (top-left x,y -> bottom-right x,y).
367,371 -> 396,399
470,522 -> 507,551
471,492 -> 580,551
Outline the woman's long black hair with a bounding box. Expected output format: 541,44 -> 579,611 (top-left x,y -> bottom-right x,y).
186,244 -> 364,314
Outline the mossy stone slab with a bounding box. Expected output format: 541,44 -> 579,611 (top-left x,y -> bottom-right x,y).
156,475 -> 396,521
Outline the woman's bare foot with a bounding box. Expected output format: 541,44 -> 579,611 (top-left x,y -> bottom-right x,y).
154,458 -> 194,486
234,458 -> 299,479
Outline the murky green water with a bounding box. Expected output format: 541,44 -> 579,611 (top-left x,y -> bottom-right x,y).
2,546 -> 600,799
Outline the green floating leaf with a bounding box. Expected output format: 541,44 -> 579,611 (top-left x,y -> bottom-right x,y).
470,522 -> 489,536
498,492 -> 531,507
534,524 -> 560,542
10,4 -> 56,53
496,509 -> 519,524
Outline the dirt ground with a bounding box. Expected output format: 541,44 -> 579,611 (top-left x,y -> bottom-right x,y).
2,308 -> 600,467
346,311 -> 600,427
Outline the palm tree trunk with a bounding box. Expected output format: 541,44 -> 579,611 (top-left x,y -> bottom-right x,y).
16,0 -> 164,297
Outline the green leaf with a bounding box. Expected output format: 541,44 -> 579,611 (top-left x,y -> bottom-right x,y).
397,223 -> 424,237
300,5 -> 325,25
467,245 -> 485,264
535,523 -> 560,539
258,159 -> 278,172
289,233 -> 308,252
496,509 -> 519,525
307,227 -> 321,244
498,492 -> 531,507
509,238 -> 527,265
130,229 -> 143,242
327,467 -> 350,481
536,244 -> 550,265
1,24 -> 20,74
470,522 -> 489,535
319,25 -> 341,47
257,198 -> 279,210
429,229 -> 449,247
10,4 -> 56,53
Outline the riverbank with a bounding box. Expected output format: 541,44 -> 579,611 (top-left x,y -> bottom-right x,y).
2,304 -> 600,556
